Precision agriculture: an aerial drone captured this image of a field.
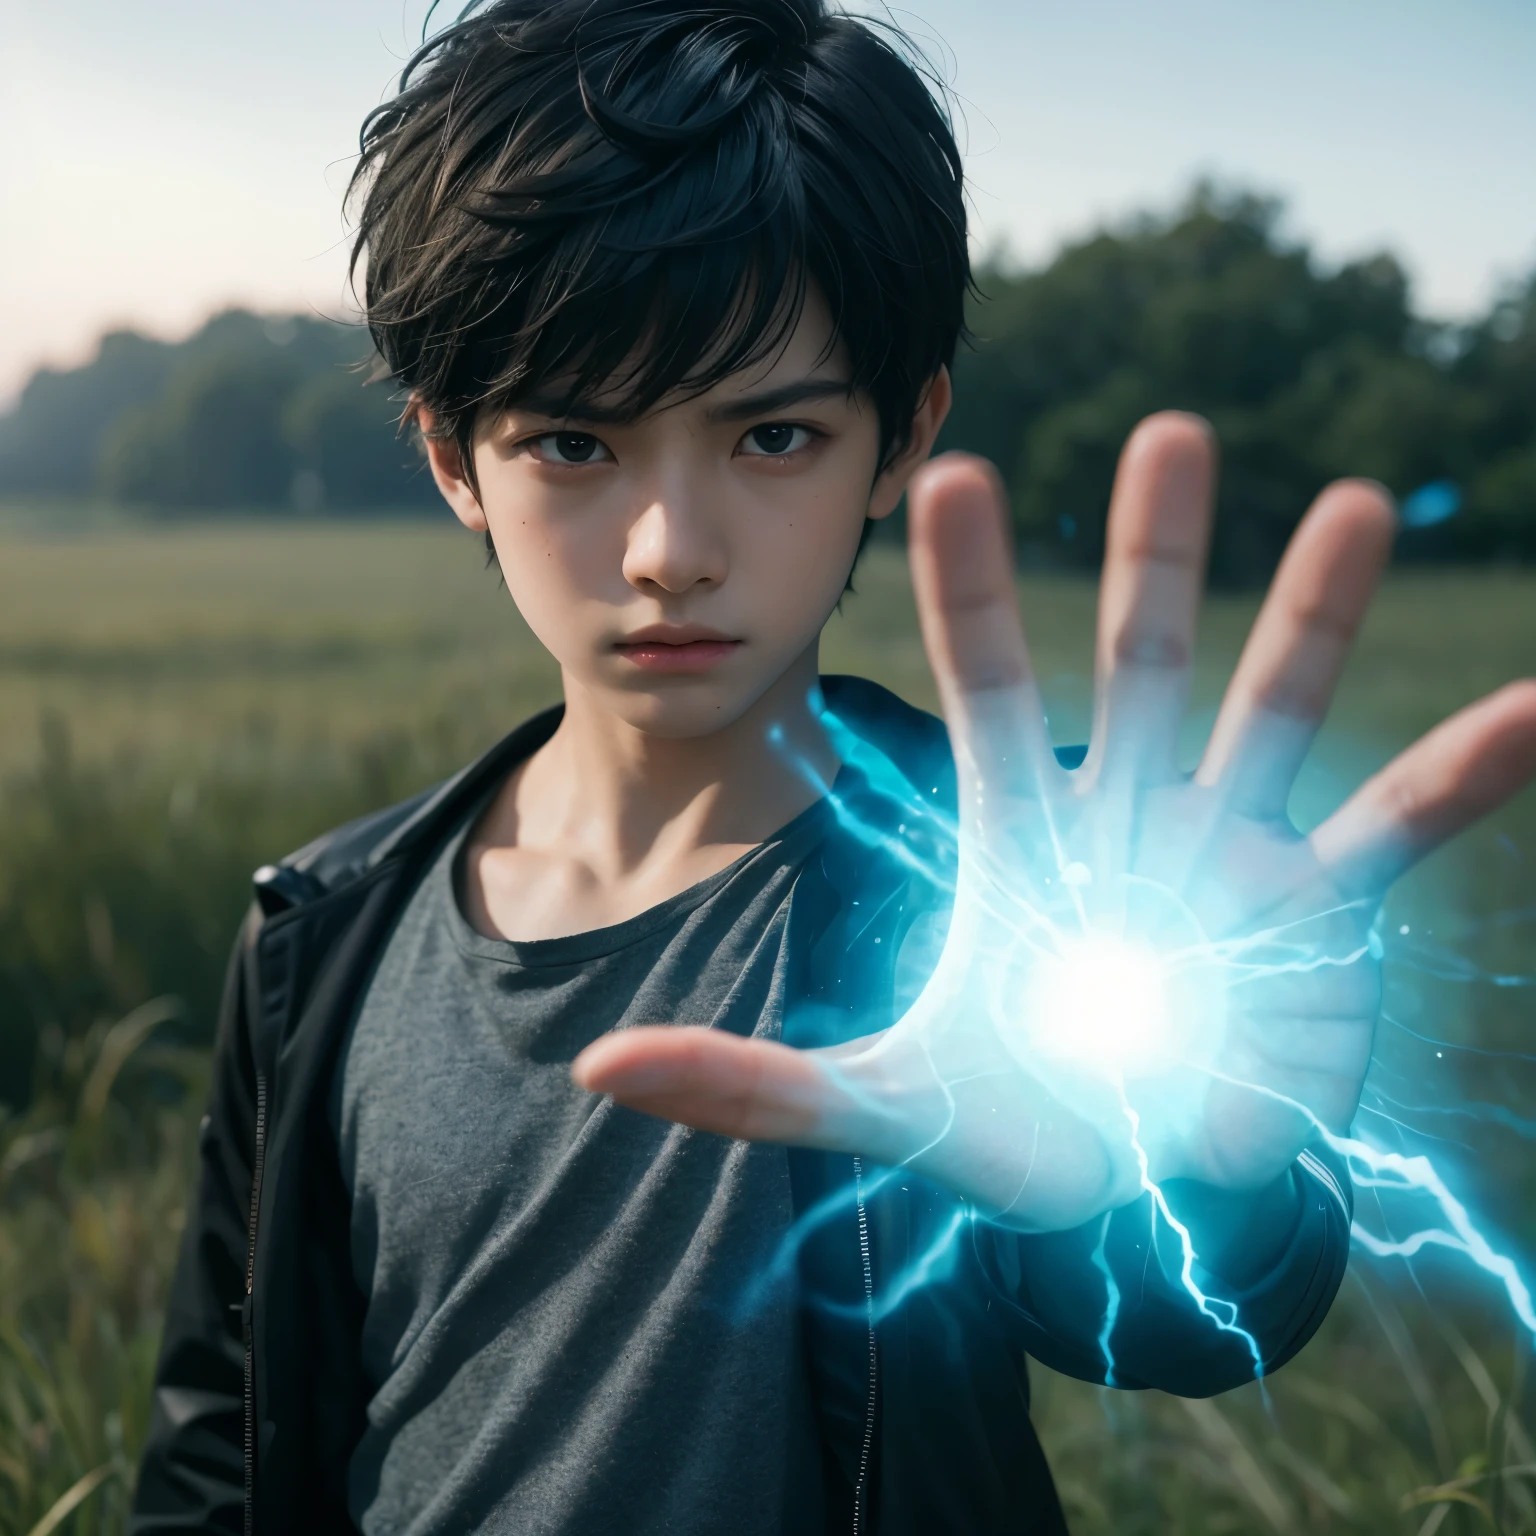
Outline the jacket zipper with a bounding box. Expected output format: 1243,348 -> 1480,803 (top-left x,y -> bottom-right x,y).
851,1156 -> 877,1536
244,1073 -> 268,1536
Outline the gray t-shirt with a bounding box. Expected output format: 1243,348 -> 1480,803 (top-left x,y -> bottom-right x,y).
330,792 -> 832,1536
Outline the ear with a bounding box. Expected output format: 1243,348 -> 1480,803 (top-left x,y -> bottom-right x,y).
867,367 -> 954,522
417,403 -> 489,533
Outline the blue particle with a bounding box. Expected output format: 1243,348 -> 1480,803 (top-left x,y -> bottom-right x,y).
1058,513 -> 1078,541
1401,480 -> 1462,529
1368,930 -> 1385,960
1399,924 -> 1410,936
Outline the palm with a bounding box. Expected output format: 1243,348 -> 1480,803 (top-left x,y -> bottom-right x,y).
576,414 -> 1536,1232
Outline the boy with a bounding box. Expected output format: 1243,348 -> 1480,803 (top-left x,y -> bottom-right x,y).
132,1 -> 1536,1532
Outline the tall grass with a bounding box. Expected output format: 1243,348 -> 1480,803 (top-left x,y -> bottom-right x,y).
1036,1282 -> 1536,1533
0,527 -> 1534,1532
0,995 -> 199,1534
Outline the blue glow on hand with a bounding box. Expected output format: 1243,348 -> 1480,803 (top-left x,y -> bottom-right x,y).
1026,934 -> 1174,1075
772,699 -> 1536,1385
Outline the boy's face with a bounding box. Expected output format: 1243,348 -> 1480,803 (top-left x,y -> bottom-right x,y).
425,292 -> 950,739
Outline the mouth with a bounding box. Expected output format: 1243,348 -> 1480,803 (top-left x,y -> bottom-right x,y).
612,626 -> 743,675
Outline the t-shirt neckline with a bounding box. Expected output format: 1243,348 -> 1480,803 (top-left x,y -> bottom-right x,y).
444,783 -> 837,970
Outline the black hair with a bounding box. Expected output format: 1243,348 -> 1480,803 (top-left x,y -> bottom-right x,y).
349,0 -> 969,497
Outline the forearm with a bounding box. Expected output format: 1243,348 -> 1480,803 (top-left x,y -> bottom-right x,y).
1160,1166 -> 1305,1290
971,1141 -> 1352,1396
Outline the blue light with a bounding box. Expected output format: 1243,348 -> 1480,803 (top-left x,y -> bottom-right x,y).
782,700 -> 1536,1382
1401,479 -> 1462,528
1027,933 -> 1172,1074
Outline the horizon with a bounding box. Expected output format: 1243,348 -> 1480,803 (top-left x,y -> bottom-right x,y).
4,0 -> 1534,407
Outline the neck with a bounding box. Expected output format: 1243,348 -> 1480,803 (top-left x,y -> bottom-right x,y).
508,645 -> 835,876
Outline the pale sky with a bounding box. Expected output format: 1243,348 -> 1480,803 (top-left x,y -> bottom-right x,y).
3,0 -> 1534,406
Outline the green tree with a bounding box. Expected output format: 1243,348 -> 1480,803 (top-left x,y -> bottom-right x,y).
1443,277 -> 1536,560
98,350 -> 302,511
0,331 -> 176,496
939,186 -> 1531,584
281,370 -> 435,512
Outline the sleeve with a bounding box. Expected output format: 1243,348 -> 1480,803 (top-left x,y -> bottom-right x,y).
970,1142 -> 1353,1397
129,909 -> 262,1534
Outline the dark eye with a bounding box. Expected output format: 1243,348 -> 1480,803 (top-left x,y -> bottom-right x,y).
741,423 -> 813,457
532,432 -> 610,465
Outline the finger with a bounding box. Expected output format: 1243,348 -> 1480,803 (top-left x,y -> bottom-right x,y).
907,454 -> 1059,820
572,1026 -> 847,1146
1311,680 -> 1536,896
1198,480 -> 1397,818
1091,413 -> 1216,785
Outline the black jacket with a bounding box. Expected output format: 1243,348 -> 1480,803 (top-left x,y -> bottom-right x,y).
131,676 -> 1352,1536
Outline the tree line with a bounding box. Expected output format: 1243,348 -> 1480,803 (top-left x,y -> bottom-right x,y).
0,309 -> 436,515
1,186 -> 1531,583
938,188 -> 1535,584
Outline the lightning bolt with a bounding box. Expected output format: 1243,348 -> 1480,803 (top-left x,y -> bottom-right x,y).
1330,1133 -> 1536,1336
764,702 -> 1536,1385
1121,1093 -> 1267,1377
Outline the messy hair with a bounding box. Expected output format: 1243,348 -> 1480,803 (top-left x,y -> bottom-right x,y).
348,0 -> 969,492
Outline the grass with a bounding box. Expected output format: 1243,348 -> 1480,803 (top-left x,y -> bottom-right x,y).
0,515 -> 1534,1532
0,1001 -> 201,1536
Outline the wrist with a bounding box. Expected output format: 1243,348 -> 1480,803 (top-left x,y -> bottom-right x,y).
962,1113 -> 1147,1233
1159,1166 -> 1307,1289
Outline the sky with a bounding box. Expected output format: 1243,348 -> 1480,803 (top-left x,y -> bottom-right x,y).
2,0 -> 1534,406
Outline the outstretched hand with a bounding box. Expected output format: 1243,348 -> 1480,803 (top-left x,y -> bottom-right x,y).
573,415 -> 1536,1232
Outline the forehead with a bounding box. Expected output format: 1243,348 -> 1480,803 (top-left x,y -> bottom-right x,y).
509,285 -> 852,426
714,287 -> 843,388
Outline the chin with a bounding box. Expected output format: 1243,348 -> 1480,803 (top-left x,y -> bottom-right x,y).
603,675 -> 776,740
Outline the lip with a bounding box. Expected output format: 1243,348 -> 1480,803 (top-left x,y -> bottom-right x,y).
612,625 -> 742,675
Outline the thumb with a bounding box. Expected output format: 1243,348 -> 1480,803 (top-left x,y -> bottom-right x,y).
573,1025 -> 834,1144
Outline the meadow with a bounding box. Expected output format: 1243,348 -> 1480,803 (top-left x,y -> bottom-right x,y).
0,516 -> 1534,1534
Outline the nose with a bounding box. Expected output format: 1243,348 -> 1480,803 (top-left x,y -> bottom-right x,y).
621,483 -> 728,596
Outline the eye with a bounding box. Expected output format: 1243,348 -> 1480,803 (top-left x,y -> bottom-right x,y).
529,431 -> 612,466
739,422 -> 816,457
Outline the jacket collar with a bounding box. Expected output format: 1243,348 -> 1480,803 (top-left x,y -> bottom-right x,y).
257,675 -> 951,915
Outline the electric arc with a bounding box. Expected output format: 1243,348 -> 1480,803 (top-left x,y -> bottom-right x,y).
775,704 -> 1536,1382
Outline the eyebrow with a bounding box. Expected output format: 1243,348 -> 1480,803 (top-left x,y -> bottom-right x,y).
509,377 -> 854,429
704,379 -> 855,424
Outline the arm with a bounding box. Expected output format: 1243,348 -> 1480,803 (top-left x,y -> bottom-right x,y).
973,1146 -> 1350,1396
130,911 -> 261,1534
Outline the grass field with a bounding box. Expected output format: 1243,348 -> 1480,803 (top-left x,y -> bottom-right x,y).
1,518 -> 1534,1533
3,518 -> 1533,784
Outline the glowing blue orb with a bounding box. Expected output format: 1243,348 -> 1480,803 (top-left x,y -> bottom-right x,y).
1029,934 -> 1174,1076
992,873 -> 1230,1108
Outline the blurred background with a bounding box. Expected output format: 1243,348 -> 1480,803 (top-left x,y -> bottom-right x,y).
0,2 -> 1533,1532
